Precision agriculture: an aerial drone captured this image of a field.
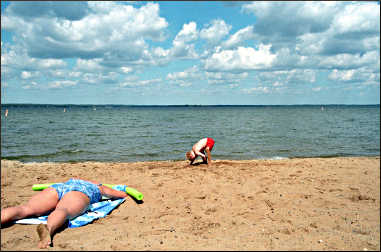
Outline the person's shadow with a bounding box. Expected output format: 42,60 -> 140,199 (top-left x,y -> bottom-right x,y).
190,161 -> 208,166
1,222 -> 14,229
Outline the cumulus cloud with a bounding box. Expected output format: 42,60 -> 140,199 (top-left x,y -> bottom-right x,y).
1,1 -> 379,104
2,2 -> 168,60
243,86 -> 270,94
81,72 -> 119,85
205,71 -> 248,85
2,45 -> 66,70
174,22 -> 198,43
48,80 -> 77,89
222,25 -> 255,49
120,78 -> 162,88
328,68 -> 380,85
21,81 -> 38,90
166,66 -> 201,86
6,1 -> 90,21
21,71 -> 33,79
242,1 -> 340,38
200,19 -> 231,45
258,69 -> 316,85
1,44 -> 68,86
204,44 -> 276,72
75,58 -> 103,72
167,66 -> 199,80
318,51 -> 380,70
1,2 -> 174,91
38,59 -> 67,69
170,22 -> 199,59
166,65 -> 250,86
332,3 -> 379,35
240,1 -> 380,70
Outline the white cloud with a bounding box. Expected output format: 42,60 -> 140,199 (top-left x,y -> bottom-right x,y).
21,71 -> 33,79
258,69 -> 316,85
2,45 -> 66,70
332,3 -> 380,35
205,71 -> 248,85
243,86 -> 270,94
222,26 -> 255,49
120,78 -> 162,87
38,59 -> 67,68
153,47 -> 170,58
240,1 -> 380,73
48,80 -> 77,89
166,66 -> 249,86
200,19 -> 231,45
328,69 -> 355,82
170,43 -> 198,59
166,66 -> 201,87
204,44 -> 276,72
121,67 -> 133,74
81,72 -> 119,85
328,68 -> 380,85
242,1 -> 341,37
1,1 -> 379,105
171,22 -> 199,59
68,71 -> 82,78
167,66 -> 198,80
272,47 -> 305,68
174,22 -> 198,43
2,2 -> 168,61
75,58 -> 103,72
21,81 -> 38,89
318,51 -> 380,70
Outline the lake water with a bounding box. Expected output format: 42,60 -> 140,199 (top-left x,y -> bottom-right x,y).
1,104 -> 379,163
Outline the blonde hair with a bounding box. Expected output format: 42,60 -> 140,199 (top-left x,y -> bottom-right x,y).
186,151 -> 194,161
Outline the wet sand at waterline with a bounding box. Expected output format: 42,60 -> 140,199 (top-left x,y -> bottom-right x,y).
1,157 -> 379,251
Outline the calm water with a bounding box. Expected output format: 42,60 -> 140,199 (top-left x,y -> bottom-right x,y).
1,104 -> 380,163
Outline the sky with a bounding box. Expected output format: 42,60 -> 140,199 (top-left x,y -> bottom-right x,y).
1,1 -> 380,105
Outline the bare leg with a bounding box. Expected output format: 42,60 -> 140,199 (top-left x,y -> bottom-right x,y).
38,191 -> 90,248
1,188 -> 58,225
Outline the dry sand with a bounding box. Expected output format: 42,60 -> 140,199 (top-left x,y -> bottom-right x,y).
1,157 -> 380,251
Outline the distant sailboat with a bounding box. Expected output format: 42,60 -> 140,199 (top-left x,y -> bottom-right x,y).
321,106 -> 325,111
5,109 -> 8,117
63,108 -> 66,112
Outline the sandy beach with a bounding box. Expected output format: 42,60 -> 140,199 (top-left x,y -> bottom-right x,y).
1,157 -> 380,251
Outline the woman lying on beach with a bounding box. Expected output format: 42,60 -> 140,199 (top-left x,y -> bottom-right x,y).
186,137 -> 215,165
1,178 -> 128,249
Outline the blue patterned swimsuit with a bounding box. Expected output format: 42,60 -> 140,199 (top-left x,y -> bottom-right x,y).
50,179 -> 102,204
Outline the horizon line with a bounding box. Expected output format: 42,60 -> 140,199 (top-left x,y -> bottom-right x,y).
1,103 -> 380,106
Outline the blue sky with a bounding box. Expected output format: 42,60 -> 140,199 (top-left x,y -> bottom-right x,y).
1,1 -> 380,105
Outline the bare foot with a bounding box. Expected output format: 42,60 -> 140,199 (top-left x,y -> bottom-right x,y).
37,224 -> 52,248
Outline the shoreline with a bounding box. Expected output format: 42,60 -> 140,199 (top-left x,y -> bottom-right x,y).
1,157 -> 380,251
1,155 -> 380,164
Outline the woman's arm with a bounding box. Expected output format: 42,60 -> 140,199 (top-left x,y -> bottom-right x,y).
205,147 -> 212,164
99,185 -> 128,199
194,150 -> 206,160
73,178 -> 127,198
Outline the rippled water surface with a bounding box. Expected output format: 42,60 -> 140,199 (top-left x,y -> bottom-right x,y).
1,105 -> 379,162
